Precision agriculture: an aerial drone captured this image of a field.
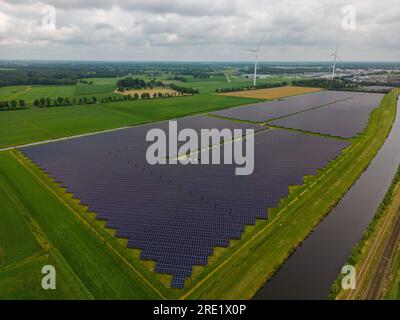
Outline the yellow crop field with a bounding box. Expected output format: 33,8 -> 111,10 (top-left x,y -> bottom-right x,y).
218,86 -> 322,100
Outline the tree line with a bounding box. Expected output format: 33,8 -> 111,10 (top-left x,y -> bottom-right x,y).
292,79 -> 358,90
33,96 -> 99,108
215,81 -> 288,93
29,90 -> 189,109
0,100 -> 26,111
169,83 -> 200,95
116,77 -> 165,90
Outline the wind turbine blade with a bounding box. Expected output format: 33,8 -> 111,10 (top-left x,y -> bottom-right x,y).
335,40 -> 341,54
256,33 -> 267,51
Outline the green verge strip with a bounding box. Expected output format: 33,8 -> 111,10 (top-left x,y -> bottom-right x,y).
178,89 -> 399,299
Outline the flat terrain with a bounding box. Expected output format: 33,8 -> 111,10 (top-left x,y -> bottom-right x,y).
270,92 -> 384,138
0,89 -> 395,299
0,85 -> 76,102
218,86 -> 322,99
0,95 -> 261,149
0,69 -> 398,300
115,88 -> 180,97
20,116 -> 347,288
0,151 -> 162,299
165,75 -> 292,94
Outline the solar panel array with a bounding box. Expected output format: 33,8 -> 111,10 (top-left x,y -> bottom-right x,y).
21,115 -> 349,288
269,92 -> 384,138
210,91 -> 382,124
210,91 -> 355,122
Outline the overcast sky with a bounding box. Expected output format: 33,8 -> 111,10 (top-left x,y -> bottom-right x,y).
0,0 -> 399,62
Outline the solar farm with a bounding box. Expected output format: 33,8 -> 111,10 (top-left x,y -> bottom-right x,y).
2,80 -> 398,299
18,89 -> 385,289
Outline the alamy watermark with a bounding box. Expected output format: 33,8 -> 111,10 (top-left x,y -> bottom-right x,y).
342,5 -> 356,30
341,265 -> 356,290
41,265 -> 56,290
41,5 -> 56,30
146,121 -> 255,176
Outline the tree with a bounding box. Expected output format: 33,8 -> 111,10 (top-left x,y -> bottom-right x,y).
46,98 -> 51,108
33,99 -> 40,107
18,100 -> 26,108
133,93 -> 139,100
40,98 -> 46,108
56,97 -> 64,106
92,96 -> 97,104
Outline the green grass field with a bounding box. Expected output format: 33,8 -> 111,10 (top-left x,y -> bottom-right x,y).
0,86 -> 77,102
0,174 -> 42,266
0,82 -> 119,105
0,94 -> 261,148
385,246 -> 400,299
165,75 -> 292,94
75,84 -> 117,96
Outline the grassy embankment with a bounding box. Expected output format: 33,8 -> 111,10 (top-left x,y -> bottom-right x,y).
330,164 -> 400,300
386,246 -> 400,299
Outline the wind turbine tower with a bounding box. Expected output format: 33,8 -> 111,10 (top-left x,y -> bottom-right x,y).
247,34 -> 267,87
330,41 -> 341,81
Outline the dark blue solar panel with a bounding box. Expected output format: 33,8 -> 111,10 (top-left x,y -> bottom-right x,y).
211,91 -> 380,123
20,115 -> 349,289
269,92 -> 384,138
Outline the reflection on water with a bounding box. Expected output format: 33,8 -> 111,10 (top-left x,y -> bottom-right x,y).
256,99 -> 400,300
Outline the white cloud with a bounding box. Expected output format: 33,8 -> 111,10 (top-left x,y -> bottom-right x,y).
0,0 -> 399,61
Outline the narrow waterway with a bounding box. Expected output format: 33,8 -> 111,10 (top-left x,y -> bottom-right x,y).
256,98 -> 400,300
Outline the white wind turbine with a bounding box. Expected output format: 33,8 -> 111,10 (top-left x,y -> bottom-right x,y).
246,34 -> 267,87
330,41 -> 341,80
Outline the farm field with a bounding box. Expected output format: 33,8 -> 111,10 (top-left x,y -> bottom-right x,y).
165,75 -> 292,94
0,94 -> 261,149
217,86 -> 322,99
0,85 -> 76,102
115,88 -> 180,97
75,84 -> 117,96
0,173 -> 42,266
0,83 -> 121,104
